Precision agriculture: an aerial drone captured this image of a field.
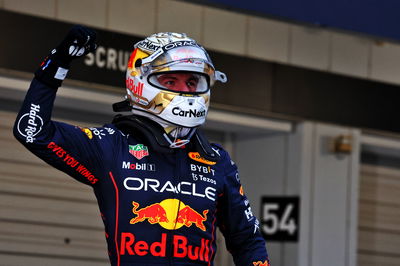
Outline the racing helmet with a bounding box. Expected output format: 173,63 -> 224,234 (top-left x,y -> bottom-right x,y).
125,32 -> 227,128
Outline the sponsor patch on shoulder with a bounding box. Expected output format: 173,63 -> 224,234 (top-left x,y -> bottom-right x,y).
80,127 -> 93,139
188,152 -> 216,165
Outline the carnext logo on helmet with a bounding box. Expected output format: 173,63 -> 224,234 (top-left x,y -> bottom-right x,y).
172,107 -> 206,118
137,40 -> 161,52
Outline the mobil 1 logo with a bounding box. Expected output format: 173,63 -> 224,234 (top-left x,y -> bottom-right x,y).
260,196 -> 299,241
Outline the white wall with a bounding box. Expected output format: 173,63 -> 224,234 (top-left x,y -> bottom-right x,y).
234,131 -> 299,266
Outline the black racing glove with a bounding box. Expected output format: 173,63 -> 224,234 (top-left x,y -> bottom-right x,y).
35,25 -> 97,88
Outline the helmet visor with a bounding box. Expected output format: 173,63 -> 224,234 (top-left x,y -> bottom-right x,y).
148,72 -> 209,93
144,46 -> 215,79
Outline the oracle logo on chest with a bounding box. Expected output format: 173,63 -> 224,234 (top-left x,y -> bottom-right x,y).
123,177 -> 216,201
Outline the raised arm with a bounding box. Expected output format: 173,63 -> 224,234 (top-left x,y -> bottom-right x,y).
13,26 -> 116,186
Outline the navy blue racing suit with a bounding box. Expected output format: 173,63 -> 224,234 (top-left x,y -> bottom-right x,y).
13,78 -> 269,266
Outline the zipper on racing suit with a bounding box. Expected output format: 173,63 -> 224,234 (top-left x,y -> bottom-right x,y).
168,148 -> 185,265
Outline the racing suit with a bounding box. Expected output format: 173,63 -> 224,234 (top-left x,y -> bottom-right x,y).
13,78 -> 270,266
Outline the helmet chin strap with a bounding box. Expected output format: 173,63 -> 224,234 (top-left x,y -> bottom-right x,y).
160,123 -> 196,149
165,127 -> 196,148
131,109 -> 195,148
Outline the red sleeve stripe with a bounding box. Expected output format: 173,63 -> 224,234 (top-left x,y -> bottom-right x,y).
109,171 -> 120,266
208,208 -> 218,266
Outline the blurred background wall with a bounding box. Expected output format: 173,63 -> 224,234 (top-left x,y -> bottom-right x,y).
0,0 -> 399,265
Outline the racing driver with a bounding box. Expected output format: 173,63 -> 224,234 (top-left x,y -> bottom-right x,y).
14,25 -> 270,266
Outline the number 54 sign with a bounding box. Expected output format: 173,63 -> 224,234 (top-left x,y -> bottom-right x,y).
260,197 -> 299,241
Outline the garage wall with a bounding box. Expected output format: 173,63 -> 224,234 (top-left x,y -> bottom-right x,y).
358,163 -> 400,266
358,137 -> 400,266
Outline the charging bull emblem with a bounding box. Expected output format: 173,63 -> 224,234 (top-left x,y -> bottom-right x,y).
174,206 -> 208,231
129,199 -> 208,231
130,201 -> 169,224
253,260 -> 270,266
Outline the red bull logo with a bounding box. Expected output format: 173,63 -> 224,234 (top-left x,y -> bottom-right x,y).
175,206 -> 208,231
253,260 -> 270,266
120,232 -> 210,261
130,201 -> 169,224
130,199 -> 208,231
126,77 -> 144,96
